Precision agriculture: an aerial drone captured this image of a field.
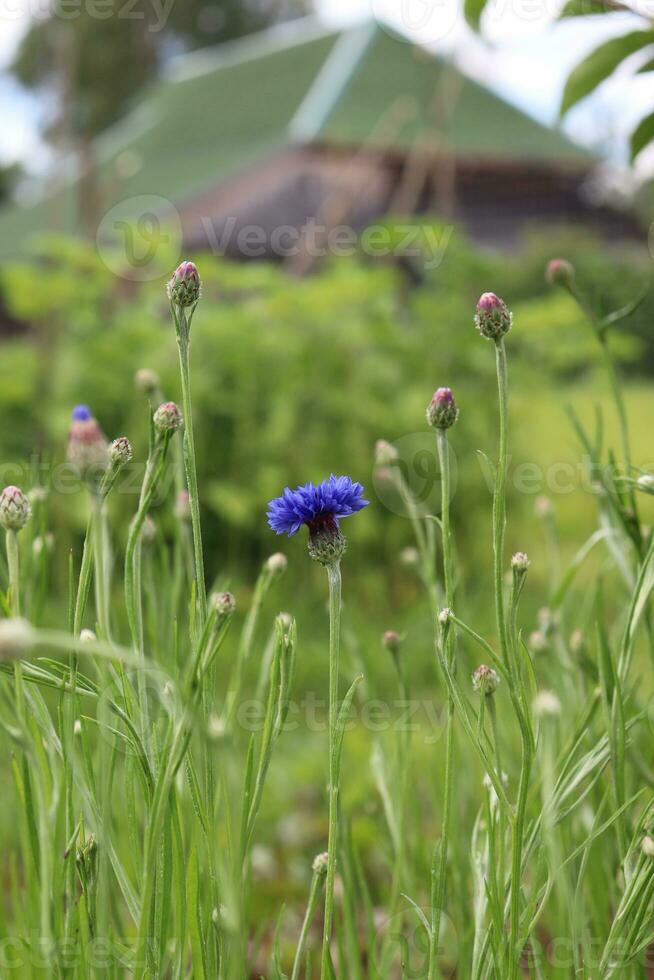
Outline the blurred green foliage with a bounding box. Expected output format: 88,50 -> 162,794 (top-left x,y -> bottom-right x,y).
0,224 -> 651,643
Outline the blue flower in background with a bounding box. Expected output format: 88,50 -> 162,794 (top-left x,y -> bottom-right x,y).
267,475 -> 369,537
72,405 -> 92,422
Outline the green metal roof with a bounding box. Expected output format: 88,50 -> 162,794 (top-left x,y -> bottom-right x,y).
0,17 -> 593,256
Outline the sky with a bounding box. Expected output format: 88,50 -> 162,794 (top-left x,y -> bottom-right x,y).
1,0 -> 654,174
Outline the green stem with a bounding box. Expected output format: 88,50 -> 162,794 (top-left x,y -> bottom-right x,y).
493,339 -> 510,668
429,428 -> 456,980
321,561 -> 342,978
174,309 -> 207,628
6,527 -> 21,618
292,869 -> 325,980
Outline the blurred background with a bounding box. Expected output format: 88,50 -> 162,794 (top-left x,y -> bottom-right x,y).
0,0 -> 654,669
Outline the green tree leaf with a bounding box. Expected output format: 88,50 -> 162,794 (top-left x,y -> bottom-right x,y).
561,30 -> 654,114
464,0 -> 489,29
630,109 -> 654,159
559,0 -> 630,17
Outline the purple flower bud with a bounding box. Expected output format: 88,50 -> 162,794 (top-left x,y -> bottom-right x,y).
0,486 -> 31,531
475,292 -> 512,341
109,437 -> 132,468
374,440 -> 398,466
167,260 -> 201,308
545,258 -> 575,289
153,401 -> 183,435
472,664 -> 499,696
426,387 -> 459,430
67,408 -> 109,477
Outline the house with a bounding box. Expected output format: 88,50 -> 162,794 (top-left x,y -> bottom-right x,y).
0,16 -> 641,267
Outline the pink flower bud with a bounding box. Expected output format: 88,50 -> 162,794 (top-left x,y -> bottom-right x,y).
167,260 -> 201,308
426,387 -> 459,429
545,258 -> 575,289
475,292 -> 512,341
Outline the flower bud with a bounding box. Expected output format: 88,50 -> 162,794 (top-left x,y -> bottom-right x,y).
67,406 -> 109,478
637,474 -> 654,495
312,852 -> 329,876
535,496 -> 554,519
211,591 -> 236,618
475,292 -> 512,341
135,368 -> 160,395
529,631 -> 547,653
167,260 -> 201,308
80,628 -> 96,643
374,439 -> 398,466
175,490 -> 191,521
0,486 -> 31,531
426,387 -> 458,430
533,690 -> 561,717
109,437 -> 132,469
153,401 -> 182,435
141,516 -> 156,545
307,520 -> 347,566
545,258 -> 575,289
0,618 -> 34,660
472,664 -> 500,695
277,612 -> 293,631
382,630 -> 402,655
642,836 -> 654,858
400,546 -> 420,567
438,607 -> 452,626
266,552 -> 288,577
511,552 -> 530,573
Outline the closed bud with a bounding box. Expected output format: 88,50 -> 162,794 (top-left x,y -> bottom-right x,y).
109,437 -> 132,469
426,387 -> 458,430
0,486 -> 31,531
312,852 -> 329,876
135,368 -> 160,394
153,401 -> 182,435
212,591 -> 236,618
80,629 -> 96,643
475,292 -> 512,341
67,406 -> 109,477
175,490 -> 191,521
438,607 -> 452,626
472,664 -> 500,695
167,260 -> 201,308
140,516 -> 156,545
374,439 -> 398,466
266,552 -> 288,577
382,630 -> 402,655
400,546 -> 420,567
642,836 -> 654,858
511,552 -> 530,573
637,474 -> 654,495
533,690 -> 561,717
545,258 -> 575,289
0,618 -> 34,660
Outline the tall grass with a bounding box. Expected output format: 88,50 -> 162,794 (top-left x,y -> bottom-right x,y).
0,257 -> 652,979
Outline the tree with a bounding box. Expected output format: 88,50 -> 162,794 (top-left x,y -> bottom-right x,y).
464,0 -> 654,164
10,0 -> 307,231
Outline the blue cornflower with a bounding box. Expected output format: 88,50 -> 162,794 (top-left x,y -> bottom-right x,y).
267,475 -> 369,537
72,405 -> 92,422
